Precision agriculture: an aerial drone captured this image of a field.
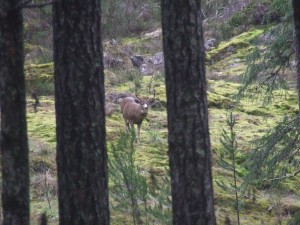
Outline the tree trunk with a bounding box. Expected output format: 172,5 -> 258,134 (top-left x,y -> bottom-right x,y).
0,1 -> 30,225
292,0 -> 300,120
53,1 -> 109,224
161,0 -> 217,224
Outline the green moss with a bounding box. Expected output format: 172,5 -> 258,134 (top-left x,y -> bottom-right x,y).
208,92 -> 231,109
228,0 -> 273,28
207,29 -> 264,63
25,63 -> 53,80
121,35 -> 162,55
25,63 -> 54,95
241,107 -> 272,117
122,36 -> 145,45
31,200 -> 59,224
27,97 -> 56,146
26,25 -> 300,224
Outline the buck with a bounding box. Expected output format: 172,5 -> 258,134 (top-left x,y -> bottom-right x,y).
120,92 -> 155,144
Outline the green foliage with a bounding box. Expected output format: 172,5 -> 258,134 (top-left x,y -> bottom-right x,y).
244,116 -> 300,188
102,0 -> 161,38
109,131 -> 146,225
22,2 -> 300,221
236,0 -> 294,103
23,6 -> 53,63
125,70 -> 143,94
146,169 -> 172,225
271,0 -> 292,16
109,131 -> 171,225
203,0 -> 281,42
228,0 -> 280,28
147,126 -> 164,146
203,19 -> 233,43
217,112 -> 242,224
227,1 -> 259,28
105,70 -> 127,87
288,211 -> 300,225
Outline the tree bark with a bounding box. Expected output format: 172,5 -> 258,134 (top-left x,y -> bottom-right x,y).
53,1 -> 109,224
292,0 -> 300,121
0,1 -> 30,225
161,0 -> 216,224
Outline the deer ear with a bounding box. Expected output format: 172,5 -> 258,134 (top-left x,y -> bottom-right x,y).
148,98 -> 155,104
134,99 -> 141,104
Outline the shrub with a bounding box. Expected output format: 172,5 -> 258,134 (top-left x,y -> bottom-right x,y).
109,131 -> 171,224
102,0 -> 161,38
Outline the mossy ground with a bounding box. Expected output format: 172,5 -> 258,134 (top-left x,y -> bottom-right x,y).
26,28 -> 300,224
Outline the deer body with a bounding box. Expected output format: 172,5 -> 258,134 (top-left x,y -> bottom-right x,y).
120,96 -> 154,143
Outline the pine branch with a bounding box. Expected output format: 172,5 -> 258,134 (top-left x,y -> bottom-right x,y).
268,169 -> 300,181
261,50 -> 294,86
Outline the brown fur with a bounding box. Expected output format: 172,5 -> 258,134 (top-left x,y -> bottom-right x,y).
120,97 -> 150,143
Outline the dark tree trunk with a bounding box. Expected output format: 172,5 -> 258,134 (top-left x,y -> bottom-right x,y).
53,1 -> 109,225
0,1 -> 30,225
161,0 -> 216,224
292,0 -> 300,119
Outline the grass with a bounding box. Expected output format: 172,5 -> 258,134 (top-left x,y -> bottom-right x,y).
27,96 -> 56,146
26,76 -> 300,224
23,26 -> 300,224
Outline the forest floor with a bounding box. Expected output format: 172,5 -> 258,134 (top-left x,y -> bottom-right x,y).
25,27 -> 300,225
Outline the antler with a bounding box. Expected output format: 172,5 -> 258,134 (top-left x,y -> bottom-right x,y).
134,90 -> 143,103
150,89 -> 156,99
147,89 -> 156,103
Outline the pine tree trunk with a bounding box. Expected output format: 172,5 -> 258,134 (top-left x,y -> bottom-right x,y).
0,1 -> 30,225
53,1 -> 110,224
292,0 -> 300,120
161,0 -> 216,224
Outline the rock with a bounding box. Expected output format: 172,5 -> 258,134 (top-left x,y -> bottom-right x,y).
226,46 -> 235,53
149,52 -> 164,65
144,29 -> 162,39
131,52 -> 164,75
105,93 -> 132,104
149,99 -> 164,110
205,38 -> 216,50
139,63 -> 154,75
131,55 -> 144,68
290,60 -> 297,67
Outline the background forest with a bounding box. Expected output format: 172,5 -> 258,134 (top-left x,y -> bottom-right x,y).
1,0 -> 300,224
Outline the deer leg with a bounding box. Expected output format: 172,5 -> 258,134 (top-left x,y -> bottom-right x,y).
137,123 -> 141,144
128,123 -> 138,143
125,120 -> 130,133
130,123 -> 135,134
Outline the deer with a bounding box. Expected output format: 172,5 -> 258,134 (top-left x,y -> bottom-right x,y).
120,91 -> 155,144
